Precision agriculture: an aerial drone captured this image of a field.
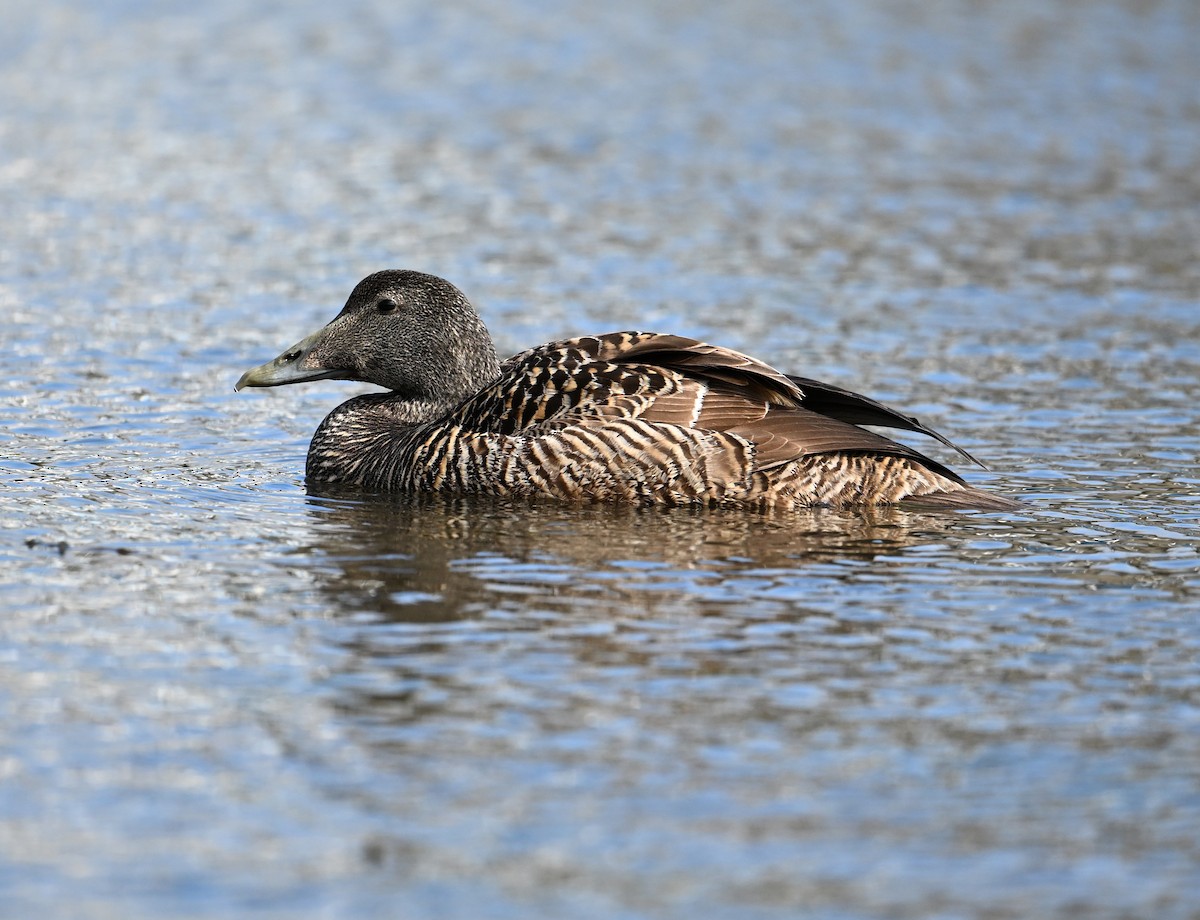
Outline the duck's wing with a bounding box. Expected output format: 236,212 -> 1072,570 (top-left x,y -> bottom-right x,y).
450,332 -> 970,481
589,332 -> 805,407
591,333 -> 972,478
784,375 -> 984,468
587,335 -> 977,461
718,402 -> 965,483
443,331 -> 795,433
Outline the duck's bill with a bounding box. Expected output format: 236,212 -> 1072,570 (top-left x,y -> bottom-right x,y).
235,328 -> 344,390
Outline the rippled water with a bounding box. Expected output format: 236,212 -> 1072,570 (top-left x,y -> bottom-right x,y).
3,1 -> 1199,917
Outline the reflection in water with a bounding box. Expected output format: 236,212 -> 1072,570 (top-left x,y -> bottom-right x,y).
300,490 -> 978,742
301,489 -> 956,624
299,487 -> 1199,753
294,489 -> 1200,917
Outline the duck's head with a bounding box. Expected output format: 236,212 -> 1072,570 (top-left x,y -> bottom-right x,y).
235,270 -> 501,404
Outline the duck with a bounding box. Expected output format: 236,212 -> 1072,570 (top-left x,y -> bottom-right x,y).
236,270 -> 1020,511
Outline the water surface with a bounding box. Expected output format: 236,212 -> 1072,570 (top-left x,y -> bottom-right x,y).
2,1 -> 1199,917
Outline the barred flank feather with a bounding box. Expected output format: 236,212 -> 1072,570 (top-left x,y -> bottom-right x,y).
239,271 -> 1021,511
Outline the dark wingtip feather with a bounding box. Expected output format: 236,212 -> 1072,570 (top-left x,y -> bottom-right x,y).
786,375 -> 987,469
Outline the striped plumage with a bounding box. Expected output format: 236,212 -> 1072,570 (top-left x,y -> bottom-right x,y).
236,270 -> 1020,511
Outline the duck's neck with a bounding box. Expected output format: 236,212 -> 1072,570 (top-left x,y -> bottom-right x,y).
304,391 -> 452,487
304,330 -> 502,488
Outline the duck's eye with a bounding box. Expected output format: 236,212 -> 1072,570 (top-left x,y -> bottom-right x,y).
376,297 -> 399,315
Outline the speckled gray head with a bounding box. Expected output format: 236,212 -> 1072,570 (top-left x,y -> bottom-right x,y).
235,270 -> 501,404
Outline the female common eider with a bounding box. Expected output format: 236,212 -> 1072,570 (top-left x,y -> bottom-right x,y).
236,270 -> 1019,511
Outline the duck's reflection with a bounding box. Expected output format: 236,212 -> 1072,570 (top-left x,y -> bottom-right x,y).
300,488 -> 951,624
298,491 -> 967,734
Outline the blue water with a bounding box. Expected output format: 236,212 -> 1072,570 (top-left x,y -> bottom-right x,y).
2,1 -> 1199,917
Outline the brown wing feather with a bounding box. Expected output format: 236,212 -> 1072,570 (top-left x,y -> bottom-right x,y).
727,405 -> 966,484
586,332 -> 972,478
786,374 -> 984,468
583,332 -> 805,406
620,371 -> 964,485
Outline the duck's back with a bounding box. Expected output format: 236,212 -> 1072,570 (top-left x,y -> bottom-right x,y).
306,331 -> 1017,511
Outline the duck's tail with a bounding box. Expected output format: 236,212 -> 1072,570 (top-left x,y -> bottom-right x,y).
899,485 -> 1024,513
